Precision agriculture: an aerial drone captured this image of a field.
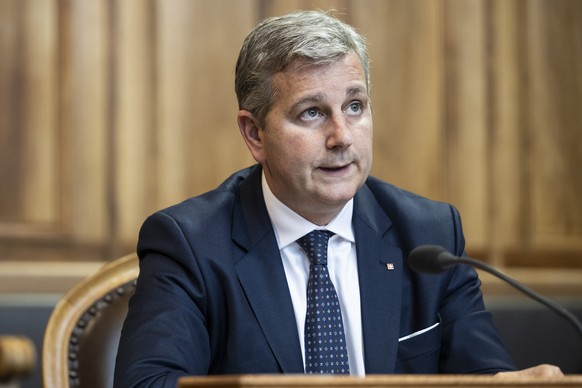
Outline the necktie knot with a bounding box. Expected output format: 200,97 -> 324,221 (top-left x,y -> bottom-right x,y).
296,230 -> 334,266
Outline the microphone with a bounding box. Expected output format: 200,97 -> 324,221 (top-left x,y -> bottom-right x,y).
408,245 -> 582,341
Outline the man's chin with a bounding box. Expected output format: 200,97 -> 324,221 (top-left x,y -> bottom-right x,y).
316,189 -> 358,208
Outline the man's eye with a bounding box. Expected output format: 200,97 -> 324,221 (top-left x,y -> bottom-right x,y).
300,108 -> 322,120
346,102 -> 362,114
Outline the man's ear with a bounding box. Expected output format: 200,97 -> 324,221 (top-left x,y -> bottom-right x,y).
237,110 -> 265,163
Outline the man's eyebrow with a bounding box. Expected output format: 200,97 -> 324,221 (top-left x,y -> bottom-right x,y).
347,86 -> 367,96
289,93 -> 325,112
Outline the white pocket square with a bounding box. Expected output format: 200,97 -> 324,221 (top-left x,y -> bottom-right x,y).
398,322 -> 440,342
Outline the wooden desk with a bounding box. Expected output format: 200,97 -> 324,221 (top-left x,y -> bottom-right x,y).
179,374 -> 582,388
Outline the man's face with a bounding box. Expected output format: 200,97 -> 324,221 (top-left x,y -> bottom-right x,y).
238,50 -> 373,225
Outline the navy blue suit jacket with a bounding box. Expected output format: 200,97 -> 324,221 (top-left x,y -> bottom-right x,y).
114,165 -> 515,387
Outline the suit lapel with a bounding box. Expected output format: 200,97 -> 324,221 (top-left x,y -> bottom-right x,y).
232,167 -> 304,373
354,185 -> 403,374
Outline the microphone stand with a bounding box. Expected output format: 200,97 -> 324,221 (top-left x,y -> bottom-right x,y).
453,256 -> 582,341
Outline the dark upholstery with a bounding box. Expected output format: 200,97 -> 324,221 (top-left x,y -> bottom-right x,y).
70,281 -> 135,388
487,296 -> 582,374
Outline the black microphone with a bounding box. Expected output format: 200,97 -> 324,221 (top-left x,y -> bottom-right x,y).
408,245 -> 582,341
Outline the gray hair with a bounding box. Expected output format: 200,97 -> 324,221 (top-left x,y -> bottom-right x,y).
235,10 -> 370,127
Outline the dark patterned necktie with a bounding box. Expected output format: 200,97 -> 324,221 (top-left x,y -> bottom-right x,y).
297,230 -> 350,374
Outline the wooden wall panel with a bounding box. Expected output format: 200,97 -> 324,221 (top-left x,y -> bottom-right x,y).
19,0 -> 59,224
0,0 -> 18,220
526,0 -> 582,251
488,0 -> 526,265
0,0 -> 59,230
442,0 -> 489,250
69,0 -> 109,242
155,0 -> 193,207
0,0 -> 580,278
114,0 -> 157,246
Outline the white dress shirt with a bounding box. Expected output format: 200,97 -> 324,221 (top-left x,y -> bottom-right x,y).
262,173 -> 365,376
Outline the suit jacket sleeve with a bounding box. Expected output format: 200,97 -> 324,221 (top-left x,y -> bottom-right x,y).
437,205 -> 516,373
114,210 -> 212,388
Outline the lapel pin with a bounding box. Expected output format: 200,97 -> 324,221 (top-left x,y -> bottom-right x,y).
386,263 -> 395,270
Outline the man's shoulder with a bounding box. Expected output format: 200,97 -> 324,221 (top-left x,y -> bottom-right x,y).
362,176 -> 464,256
155,165 -> 259,221
364,175 -> 451,209
362,175 -> 458,226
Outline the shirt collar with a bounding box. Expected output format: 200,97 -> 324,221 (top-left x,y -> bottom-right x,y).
262,171 -> 355,249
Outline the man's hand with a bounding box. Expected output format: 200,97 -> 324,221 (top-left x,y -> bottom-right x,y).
496,364 -> 564,378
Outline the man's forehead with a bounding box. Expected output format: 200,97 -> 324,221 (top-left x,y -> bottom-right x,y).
273,53 -> 366,94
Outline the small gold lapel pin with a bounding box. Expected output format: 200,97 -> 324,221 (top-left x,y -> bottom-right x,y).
386,263 -> 395,270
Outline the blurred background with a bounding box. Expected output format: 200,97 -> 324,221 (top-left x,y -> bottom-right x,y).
0,0 -> 581,386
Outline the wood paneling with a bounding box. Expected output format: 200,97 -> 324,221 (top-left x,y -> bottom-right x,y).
488,0 -> 525,264
0,0 -> 581,275
526,0 -> 582,251
442,0 -> 489,248
0,0 -> 59,230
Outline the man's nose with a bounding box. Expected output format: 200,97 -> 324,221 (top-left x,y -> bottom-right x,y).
326,116 -> 353,149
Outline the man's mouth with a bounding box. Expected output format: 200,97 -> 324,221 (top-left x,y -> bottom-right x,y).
320,163 -> 352,173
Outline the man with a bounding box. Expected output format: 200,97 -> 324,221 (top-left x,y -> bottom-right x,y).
114,10 -> 561,387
